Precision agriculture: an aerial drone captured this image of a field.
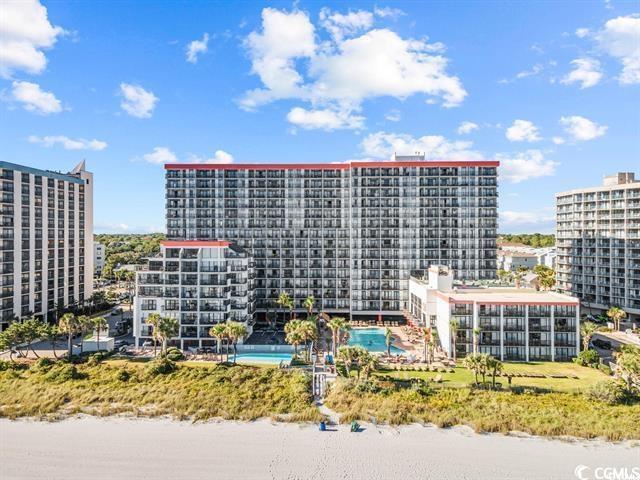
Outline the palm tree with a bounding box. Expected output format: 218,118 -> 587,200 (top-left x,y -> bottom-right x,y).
77,315 -> 90,354
298,320 -> 318,362
43,324 -> 60,359
327,316 -> 348,358
429,329 -> 438,363
472,327 -> 481,354
357,349 -> 377,380
225,321 -> 248,364
303,295 -> 315,318
497,269 -> 510,284
285,319 -> 303,356
449,319 -> 459,362
92,316 -> 108,352
145,313 -> 161,356
486,355 -> 503,389
607,306 -> 627,331
514,266 -> 528,289
58,313 -> 81,359
580,321 -> 599,351
462,353 -> 482,385
613,345 -> 640,391
209,323 -> 228,362
157,316 -> 179,355
277,292 -> 294,322
337,345 -> 359,378
385,327 -> 393,357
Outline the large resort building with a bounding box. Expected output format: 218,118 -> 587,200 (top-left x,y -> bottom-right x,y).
409,266 -> 580,361
164,155 -> 499,321
0,161 -> 94,330
556,172 -> 640,321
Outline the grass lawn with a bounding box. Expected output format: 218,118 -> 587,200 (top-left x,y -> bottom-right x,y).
376,362 -> 608,392
0,360 -> 320,422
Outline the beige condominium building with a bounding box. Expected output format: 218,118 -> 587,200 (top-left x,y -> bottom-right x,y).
0,161 -> 93,329
556,172 -> 640,320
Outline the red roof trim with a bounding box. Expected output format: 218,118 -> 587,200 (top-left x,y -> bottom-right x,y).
161,240 -> 231,247
164,160 -> 499,171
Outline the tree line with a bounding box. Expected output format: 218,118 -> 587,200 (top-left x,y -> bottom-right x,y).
498,233 -> 555,247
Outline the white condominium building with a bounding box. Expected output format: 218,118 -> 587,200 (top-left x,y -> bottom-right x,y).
94,242 -> 105,276
133,240 -> 255,349
164,156 -> 499,321
409,266 -> 580,361
556,172 -> 640,319
0,161 -> 94,329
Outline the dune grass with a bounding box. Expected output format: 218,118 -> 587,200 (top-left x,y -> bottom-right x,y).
377,362 -> 608,393
0,360 -> 320,423
324,378 -> 640,441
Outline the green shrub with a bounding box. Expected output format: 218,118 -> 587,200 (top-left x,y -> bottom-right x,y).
116,368 -> 131,382
0,360 -> 27,372
87,353 -> 107,366
573,349 -> 600,367
44,364 -> 81,383
587,379 -> 631,405
145,357 -> 176,376
32,357 -> 55,373
164,347 -> 184,362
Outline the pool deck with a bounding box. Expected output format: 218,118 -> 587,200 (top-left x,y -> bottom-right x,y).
348,326 -> 453,367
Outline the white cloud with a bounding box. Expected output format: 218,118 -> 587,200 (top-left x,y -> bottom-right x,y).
361,131 -> 482,160
10,80 -> 62,114
187,150 -> 234,164
139,147 -> 233,165
28,135 -> 107,151
0,0 -> 66,78
500,210 -> 555,230
595,14 -> 640,84
186,33 -> 209,63
575,28 -> 590,38
552,136 -> 565,145
457,121 -> 479,135
94,222 -> 160,234
319,8 -> 373,43
499,63 -> 545,84
287,106 -> 364,131
240,8 -> 316,110
498,150 -> 558,183
373,7 -> 405,19
141,147 -> 177,164
384,109 -> 401,122
560,115 -> 608,141
240,8 -> 466,129
505,119 -> 541,142
119,83 -> 158,118
561,58 -> 603,88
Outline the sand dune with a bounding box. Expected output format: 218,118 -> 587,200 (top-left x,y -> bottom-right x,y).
0,417 -> 637,480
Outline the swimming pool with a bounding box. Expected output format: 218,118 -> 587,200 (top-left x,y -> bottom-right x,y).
348,327 -> 405,354
233,352 -> 293,365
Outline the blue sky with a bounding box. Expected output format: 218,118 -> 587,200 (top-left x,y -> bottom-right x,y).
1,1 -> 638,234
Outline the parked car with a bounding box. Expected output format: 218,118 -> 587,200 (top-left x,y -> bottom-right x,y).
114,339 -> 131,349
591,338 -> 612,350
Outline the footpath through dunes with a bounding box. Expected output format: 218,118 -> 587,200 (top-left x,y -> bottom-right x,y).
1,417 -> 638,480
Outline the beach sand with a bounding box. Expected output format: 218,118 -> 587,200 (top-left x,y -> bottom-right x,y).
0,417 -> 637,480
